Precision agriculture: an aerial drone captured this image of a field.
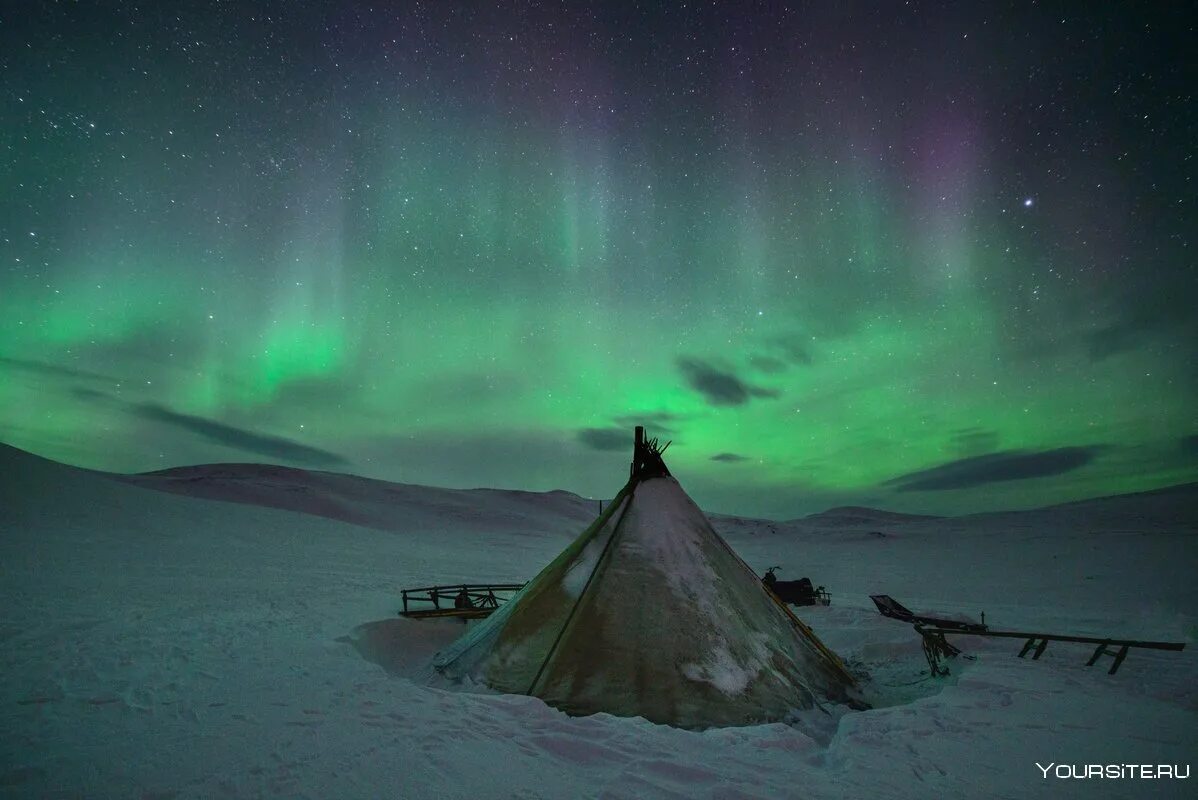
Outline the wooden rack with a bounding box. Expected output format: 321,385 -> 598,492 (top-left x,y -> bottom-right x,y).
400,583 -> 525,620
914,624 -> 1185,676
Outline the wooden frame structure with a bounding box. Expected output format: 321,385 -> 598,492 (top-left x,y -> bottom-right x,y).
400,583 -> 525,620
914,624 -> 1185,676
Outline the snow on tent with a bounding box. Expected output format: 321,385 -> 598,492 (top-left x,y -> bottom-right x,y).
434,427 -> 864,729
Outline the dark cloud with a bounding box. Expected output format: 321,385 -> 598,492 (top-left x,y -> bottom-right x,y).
357,429 -> 623,496
77,327 -> 205,366
1085,318 -> 1153,361
612,412 -> 682,434
766,334 -> 814,366
131,403 -> 349,467
577,427 -> 631,452
71,387 -> 111,402
949,427 -> 1000,457
72,387 -> 348,467
0,356 -> 119,383
1181,434 -> 1198,458
748,355 -> 787,374
711,452 -> 749,463
1083,298 -> 1197,363
677,357 -> 779,407
886,446 -> 1102,492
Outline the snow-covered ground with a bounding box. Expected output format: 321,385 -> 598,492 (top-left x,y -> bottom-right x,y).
2,444 -> 1194,798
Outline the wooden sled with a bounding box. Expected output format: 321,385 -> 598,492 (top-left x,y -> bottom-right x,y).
400,583 -> 525,620
870,594 -> 987,632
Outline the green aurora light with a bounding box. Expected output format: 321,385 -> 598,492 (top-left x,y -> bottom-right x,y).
1,4 -> 1194,517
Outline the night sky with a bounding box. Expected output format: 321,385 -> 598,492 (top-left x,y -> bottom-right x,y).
2,2 -> 1195,517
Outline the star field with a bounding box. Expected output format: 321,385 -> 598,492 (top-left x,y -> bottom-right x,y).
1,2 -> 1195,516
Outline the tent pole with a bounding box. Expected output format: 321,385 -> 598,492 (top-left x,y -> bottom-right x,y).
631,425 -> 644,477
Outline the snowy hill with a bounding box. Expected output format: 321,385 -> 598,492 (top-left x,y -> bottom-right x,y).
119,455 -> 1198,539
1,442 -> 1195,798
126,461 -> 597,537
995,481 -> 1198,531
792,505 -> 941,527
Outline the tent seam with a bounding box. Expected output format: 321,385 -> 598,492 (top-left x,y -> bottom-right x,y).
526,477 -> 639,696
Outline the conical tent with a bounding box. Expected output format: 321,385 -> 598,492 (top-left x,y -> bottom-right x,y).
434,428 -> 861,729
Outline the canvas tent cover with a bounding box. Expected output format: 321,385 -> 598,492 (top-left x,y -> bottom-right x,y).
434,441 -> 860,729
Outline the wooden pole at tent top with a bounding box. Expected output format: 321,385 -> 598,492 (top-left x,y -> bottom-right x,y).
631,425 -> 644,478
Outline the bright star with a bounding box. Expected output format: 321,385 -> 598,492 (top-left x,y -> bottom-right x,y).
1023,198 -> 1034,207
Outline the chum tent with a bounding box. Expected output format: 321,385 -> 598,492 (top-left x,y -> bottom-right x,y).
434,427 -> 863,729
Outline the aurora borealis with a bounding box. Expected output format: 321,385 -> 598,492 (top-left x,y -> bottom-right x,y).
2,2 -> 1194,517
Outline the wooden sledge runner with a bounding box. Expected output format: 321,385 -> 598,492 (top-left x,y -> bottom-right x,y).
914,624 -> 1186,676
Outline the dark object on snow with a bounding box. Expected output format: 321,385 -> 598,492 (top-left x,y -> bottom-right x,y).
454,588 -> 474,610
917,627 -> 963,677
763,567 -> 831,606
400,583 -> 525,620
915,624 -> 1186,677
870,594 -> 987,632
